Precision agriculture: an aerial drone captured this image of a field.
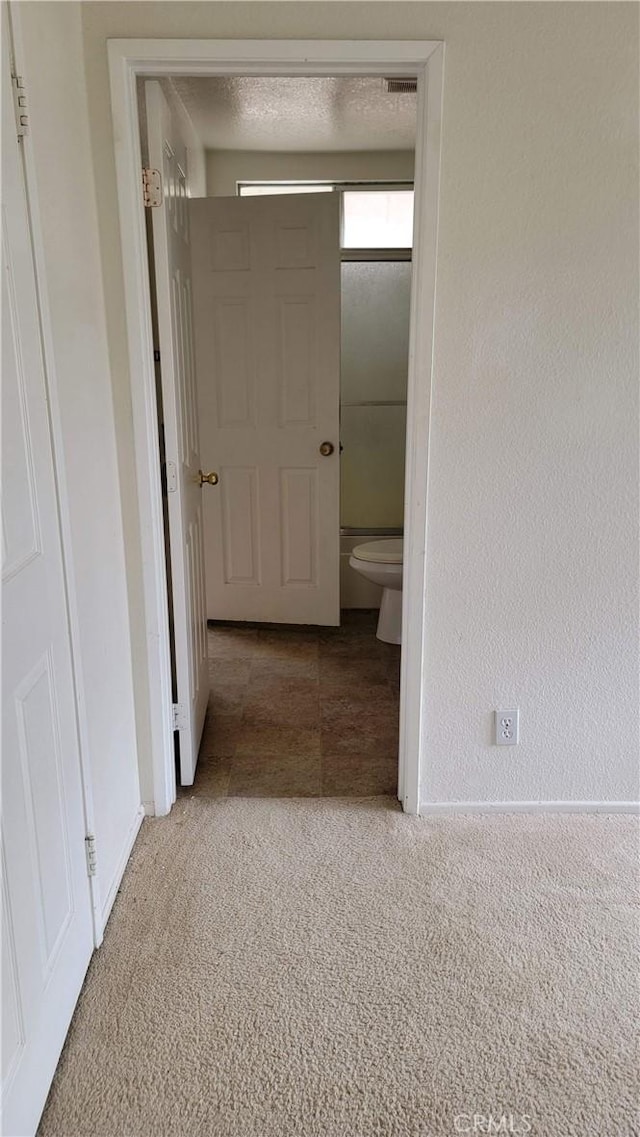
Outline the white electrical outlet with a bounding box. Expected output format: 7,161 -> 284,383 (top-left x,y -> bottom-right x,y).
495,709 -> 519,745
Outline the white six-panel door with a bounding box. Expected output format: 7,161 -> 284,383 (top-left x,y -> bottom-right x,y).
1,40 -> 94,1137
145,82 -> 208,785
189,193 -> 341,626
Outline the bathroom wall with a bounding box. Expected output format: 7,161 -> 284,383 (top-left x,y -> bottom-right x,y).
79,1 -> 639,811
206,149 -> 415,196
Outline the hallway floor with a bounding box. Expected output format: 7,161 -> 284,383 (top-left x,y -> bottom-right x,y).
196,610 -> 401,799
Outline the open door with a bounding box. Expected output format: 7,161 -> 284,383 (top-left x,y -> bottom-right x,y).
189,192 -> 341,625
145,81 -> 208,785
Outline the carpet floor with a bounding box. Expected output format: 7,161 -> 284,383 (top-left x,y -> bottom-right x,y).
38,798 -> 638,1137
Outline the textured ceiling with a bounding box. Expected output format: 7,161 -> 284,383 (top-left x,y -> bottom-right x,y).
170,77 -> 416,152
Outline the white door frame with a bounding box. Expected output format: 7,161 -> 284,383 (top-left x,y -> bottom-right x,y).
108,38 -> 444,817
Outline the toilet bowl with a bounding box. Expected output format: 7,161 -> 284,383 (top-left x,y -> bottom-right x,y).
348,539 -> 403,644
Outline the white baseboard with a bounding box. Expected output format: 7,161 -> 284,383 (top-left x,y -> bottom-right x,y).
420,799 -> 640,816
100,804 -> 145,931
142,799 -> 156,817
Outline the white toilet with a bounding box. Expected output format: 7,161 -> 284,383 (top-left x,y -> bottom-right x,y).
348,538 -> 403,644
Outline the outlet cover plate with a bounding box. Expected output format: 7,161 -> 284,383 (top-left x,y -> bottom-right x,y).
495,709 -> 519,745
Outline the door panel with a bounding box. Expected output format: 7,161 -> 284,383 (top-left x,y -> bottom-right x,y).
280,468 -> 318,587
1,35 -> 93,1135
190,193 -> 340,626
14,654 -> 74,965
146,81 -> 208,785
278,298 -> 316,425
213,300 -> 255,426
220,467 -> 260,585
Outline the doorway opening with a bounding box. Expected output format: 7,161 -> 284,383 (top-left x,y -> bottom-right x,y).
109,38 -> 444,817
142,76 -> 414,801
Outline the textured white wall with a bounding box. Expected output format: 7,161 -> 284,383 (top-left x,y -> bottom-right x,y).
15,1 -> 142,908
76,1 -> 638,808
206,149 -> 415,196
420,7 -> 639,806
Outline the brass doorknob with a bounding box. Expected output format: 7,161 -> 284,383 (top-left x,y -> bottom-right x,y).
198,470 -> 219,486
319,441 -> 335,457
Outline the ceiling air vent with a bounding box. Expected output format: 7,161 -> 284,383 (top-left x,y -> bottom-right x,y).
383,78 -> 418,94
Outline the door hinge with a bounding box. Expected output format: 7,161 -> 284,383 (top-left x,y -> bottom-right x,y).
12,75 -> 28,139
85,835 -> 98,878
172,703 -> 186,730
166,460 -> 177,493
142,167 -> 162,208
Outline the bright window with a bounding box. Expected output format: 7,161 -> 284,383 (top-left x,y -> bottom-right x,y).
342,190 -> 414,249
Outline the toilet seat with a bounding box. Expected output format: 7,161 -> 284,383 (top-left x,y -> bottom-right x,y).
351,538 -> 403,565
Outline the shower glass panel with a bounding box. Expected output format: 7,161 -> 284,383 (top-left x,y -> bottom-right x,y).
341,405 -> 407,528
340,260 -> 411,529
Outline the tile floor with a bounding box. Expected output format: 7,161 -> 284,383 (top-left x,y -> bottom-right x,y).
190,610 -> 400,799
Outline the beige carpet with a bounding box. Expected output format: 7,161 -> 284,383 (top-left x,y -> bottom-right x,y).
39,797 -> 638,1137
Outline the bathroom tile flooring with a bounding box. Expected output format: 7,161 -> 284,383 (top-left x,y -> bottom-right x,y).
191,610 -> 400,799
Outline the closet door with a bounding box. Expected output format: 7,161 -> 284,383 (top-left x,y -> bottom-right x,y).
1,30 -> 93,1136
